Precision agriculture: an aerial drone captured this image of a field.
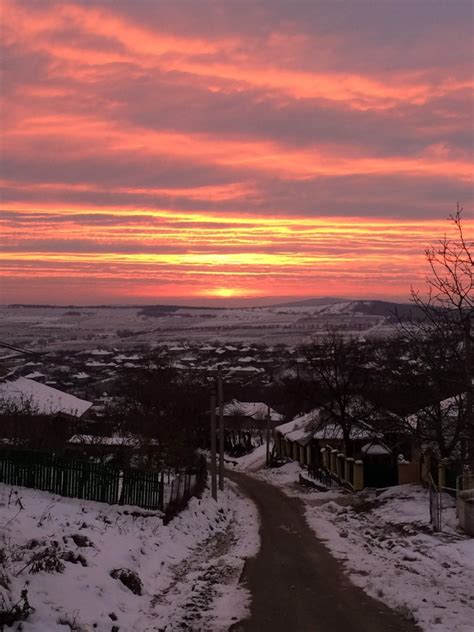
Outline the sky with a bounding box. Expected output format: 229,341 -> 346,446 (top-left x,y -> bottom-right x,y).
1,0 -> 473,305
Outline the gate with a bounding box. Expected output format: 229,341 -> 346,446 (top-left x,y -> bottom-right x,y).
363,461 -> 398,488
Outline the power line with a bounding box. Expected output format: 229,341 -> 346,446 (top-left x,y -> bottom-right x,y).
0,341 -> 44,358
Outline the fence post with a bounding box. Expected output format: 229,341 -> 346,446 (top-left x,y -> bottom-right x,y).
158,471 -> 164,511
265,408 -> 271,467
438,462 -> 446,488
218,367 -> 225,491
118,470 -> 124,505
210,388 -> 218,501
421,453 -> 431,483
175,472 -> 181,503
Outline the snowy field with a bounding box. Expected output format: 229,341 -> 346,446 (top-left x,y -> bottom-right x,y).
257,461 -> 474,632
0,481 -> 259,631
0,303 -> 397,350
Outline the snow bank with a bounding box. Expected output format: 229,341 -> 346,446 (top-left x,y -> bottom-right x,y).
305,485 -> 474,632
227,444 -> 269,472
0,479 -> 259,631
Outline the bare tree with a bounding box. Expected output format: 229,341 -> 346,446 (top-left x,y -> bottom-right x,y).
409,206 -> 473,463
302,331 -> 376,453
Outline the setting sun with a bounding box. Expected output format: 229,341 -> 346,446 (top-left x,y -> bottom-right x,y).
210,287 -> 238,298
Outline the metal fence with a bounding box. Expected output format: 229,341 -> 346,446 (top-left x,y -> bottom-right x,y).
307,465 -> 343,489
0,449 -> 206,514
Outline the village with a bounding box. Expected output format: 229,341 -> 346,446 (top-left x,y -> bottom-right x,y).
0,313 -> 472,630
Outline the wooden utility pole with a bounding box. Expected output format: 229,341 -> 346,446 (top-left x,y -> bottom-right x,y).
266,406 -> 271,466
210,388 -> 217,500
218,367 -> 225,491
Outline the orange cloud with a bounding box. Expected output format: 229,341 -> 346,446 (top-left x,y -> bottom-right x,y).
2,204 -> 470,302
1,1 -> 472,304
4,113 -> 471,183
3,0 -> 471,113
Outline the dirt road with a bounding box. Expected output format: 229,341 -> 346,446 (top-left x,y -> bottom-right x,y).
229,471 -> 420,632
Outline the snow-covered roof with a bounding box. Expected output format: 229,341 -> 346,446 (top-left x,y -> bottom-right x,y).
313,422 -> 373,441
285,427 -> 313,445
361,441 -> 392,456
221,400 -> 283,421
73,372 -> 90,379
275,409 -> 320,437
278,406 -> 375,443
0,377 -> 92,418
407,392 -> 466,429
114,354 -> 141,362
228,366 -> 262,373
68,434 -> 141,446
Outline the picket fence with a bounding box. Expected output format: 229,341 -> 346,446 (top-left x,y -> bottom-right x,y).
0,449 -> 206,513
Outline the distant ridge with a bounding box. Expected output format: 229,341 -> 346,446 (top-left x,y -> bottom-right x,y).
6,303 -> 226,311
270,297 -> 348,308
5,299 -> 423,321
337,300 -> 424,321
271,298 -> 425,322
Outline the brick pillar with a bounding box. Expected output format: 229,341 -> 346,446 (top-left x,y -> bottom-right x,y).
345,457 -> 353,483
337,453 -> 344,479
354,460 -> 364,491
330,449 -> 338,473
321,448 -> 328,468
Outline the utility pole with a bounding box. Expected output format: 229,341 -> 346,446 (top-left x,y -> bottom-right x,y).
218,366 -> 225,491
266,406 -> 271,466
210,387 -> 217,501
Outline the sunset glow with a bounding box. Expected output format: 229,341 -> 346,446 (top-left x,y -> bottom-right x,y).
1,1 -> 472,304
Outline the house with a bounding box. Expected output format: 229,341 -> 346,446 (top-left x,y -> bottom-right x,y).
0,377 -> 92,418
218,400 -> 283,455
275,407 -> 400,489
0,377 -> 93,450
404,392 -> 469,488
65,433 -> 159,467
219,400 -> 283,430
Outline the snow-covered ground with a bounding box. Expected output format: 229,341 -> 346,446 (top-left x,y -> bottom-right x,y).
246,459 -> 474,632
0,481 -> 259,631
225,443 -> 269,472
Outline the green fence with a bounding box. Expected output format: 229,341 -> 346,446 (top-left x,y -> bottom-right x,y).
0,449 -> 206,513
